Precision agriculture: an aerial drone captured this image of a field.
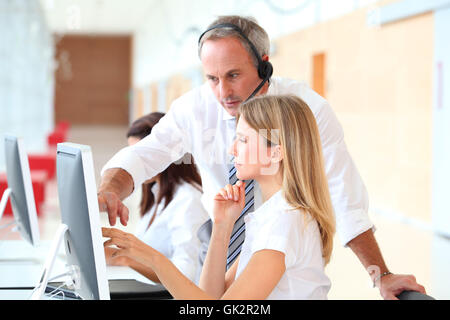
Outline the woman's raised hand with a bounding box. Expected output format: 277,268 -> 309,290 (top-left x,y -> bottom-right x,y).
213,180 -> 246,227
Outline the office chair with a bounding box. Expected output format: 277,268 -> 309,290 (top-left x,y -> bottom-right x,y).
397,290 -> 435,300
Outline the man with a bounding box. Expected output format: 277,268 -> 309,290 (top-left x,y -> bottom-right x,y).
98,15 -> 425,299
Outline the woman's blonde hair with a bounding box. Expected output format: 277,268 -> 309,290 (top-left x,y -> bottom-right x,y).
237,95 -> 335,265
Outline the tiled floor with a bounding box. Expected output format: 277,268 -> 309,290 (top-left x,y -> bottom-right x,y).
2,125 -> 449,300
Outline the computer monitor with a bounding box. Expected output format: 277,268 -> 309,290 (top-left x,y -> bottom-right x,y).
31,143 -> 109,300
0,134 -> 40,246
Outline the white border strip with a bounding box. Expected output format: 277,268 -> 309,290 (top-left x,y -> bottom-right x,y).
376,0 -> 450,25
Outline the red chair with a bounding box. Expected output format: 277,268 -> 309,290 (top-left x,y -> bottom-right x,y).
28,152 -> 56,180
0,170 -> 47,217
47,121 -> 71,148
47,131 -> 67,148
56,121 -> 71,133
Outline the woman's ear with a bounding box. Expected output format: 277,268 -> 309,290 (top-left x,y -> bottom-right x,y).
261,144 -> 282,176
271,145 -> 284,163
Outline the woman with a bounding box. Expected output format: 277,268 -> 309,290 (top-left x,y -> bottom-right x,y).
103,95 -> 336,299
104,112 -> 209,284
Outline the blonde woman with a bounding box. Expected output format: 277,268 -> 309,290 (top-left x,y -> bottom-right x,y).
103,95 -> 335,299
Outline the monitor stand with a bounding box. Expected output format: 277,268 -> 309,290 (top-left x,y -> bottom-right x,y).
30,224 -> 73,300
0,188 -> 11,222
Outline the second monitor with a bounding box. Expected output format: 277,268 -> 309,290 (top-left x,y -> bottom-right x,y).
31,143 -> 109,300
1,134 -> 40,246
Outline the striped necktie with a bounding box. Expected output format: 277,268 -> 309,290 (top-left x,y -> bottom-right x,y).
226,159 -> 255,269
196,156 -> 255,269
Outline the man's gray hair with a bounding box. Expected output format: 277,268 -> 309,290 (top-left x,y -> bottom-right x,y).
198,15 -> 270,68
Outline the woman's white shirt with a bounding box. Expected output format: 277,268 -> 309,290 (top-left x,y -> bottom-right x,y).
135,182 -> 209,284
236,191 -> 331,300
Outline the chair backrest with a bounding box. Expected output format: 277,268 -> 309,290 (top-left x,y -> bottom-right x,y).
397,290 -> 435,300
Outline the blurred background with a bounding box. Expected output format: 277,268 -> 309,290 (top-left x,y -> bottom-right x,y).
1,0 -> 449,299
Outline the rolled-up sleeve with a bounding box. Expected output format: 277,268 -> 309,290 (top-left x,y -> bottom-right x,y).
317,102 -> 374,246
323,139 -> 374,246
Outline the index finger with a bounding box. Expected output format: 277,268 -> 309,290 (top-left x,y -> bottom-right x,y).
102,227 -> 127,239
103,193 -> 122,226
98,194 -> 108,212
238,181 -> 246,207
102,227 -> 115,237
98,193 -> 118,226
118,202 -> 129,226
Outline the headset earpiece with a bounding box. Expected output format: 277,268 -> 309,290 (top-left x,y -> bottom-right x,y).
258,60 -> 273,81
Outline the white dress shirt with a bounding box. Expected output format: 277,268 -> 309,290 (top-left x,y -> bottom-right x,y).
134,182 -> 209,284
236,190 -> 331,300
102,77 -> 373,246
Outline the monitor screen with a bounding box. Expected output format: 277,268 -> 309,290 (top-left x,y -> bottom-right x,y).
56,143 -> 109,300
3,134 -> 40,246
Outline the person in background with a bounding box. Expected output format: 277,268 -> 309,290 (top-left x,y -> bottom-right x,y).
104,112 -> 209,284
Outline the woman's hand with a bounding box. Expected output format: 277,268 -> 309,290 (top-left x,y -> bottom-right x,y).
102,228 -> 159,267
213,181 -> 246,228
104,246 -> 131,267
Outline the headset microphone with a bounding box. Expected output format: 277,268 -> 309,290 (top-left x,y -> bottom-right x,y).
198,23 -> 273,103
245,63 -> 272,102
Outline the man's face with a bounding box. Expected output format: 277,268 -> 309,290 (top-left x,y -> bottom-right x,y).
200,37 -> 264,117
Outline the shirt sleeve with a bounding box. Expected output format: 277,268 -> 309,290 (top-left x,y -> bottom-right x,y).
101,98 -> 193,193
315,101 -> 374,246
250,212 -> 300,269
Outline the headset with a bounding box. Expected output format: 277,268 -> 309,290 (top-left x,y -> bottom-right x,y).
198,23 -> 274,101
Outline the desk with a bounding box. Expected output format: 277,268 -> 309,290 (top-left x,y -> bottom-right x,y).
0,290 -> 37,300
0,240 -> 65,289
0,240 -> 160,299
0,240 -> 56,262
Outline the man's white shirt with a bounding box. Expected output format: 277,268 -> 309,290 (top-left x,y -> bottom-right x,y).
102,77 -> 373,246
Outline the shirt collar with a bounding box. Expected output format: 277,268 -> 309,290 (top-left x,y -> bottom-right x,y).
245,190 -> 283,223
216,99 -> 235,121
222,110 -> 235,121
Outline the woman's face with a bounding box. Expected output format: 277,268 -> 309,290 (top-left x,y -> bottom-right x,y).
127,136 -> 141,146
229,117 -> 279,181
